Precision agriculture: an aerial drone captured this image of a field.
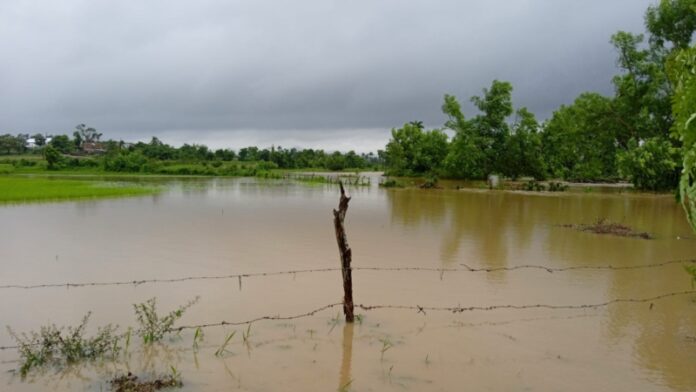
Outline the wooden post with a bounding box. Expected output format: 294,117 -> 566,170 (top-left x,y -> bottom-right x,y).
333,181 -> 354,323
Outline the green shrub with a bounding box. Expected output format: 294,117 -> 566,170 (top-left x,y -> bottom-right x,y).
617,137 -> 680,191
133,297 -> 199,343
7,312 -> 121,376
0,164 -> 14,174
380,178 -> 405,188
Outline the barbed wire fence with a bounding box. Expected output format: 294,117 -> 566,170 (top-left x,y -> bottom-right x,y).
1,256 -> 694,351
1,258 -> 693,291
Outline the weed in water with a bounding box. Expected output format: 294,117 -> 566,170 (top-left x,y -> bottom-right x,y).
133,297 -> 200,344
685,265 -> 696,288
242,323 -> 252,343
192,327 -> 204,349
379,337 -> 393,361
124,327 -> 132,353
215,331 -> 236,357
7,312 -> 121,376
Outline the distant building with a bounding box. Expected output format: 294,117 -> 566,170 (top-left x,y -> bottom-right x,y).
82,142 -> 106,154
25,137 -> 52,149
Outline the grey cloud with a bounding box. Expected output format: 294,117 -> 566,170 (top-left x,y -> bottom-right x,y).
0,0 -> 655,151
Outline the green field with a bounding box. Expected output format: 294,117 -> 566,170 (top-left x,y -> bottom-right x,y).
0,176 -> 160,203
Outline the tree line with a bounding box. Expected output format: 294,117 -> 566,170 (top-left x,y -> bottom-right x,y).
0,128 -> 381,173
383,0 -> 695,191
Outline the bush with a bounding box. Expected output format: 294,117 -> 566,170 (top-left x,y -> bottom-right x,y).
617,138 -> 680,191
7,312 -> 121,376
380,178 -> 406,188
0,163 -> 14,174
256,161 -> 278,171
133,297 -> 199,343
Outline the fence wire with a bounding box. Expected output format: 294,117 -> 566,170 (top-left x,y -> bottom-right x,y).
1,290 -> 694,351
171,289 -> 696,331
0,258 -> 693,290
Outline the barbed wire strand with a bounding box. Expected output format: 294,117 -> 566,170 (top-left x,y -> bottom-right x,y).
2,290 -> 694,351
172,289 -> 695,331
0,259 -> 694,290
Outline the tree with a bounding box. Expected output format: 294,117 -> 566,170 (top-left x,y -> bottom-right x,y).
384,122 -> 448,176
442,94 -> 487,179
542,93 -> 620,181
73,131 -> 83,150
0,134 -> 19,154
501,108 -> 546,180
49,135 -> 72,154
43,145 -> 63,170
610,31 -> 672,143
645,0 -> 696,51
617,137 -> 680,190
75,124 -> 102,143
669,45 -> 696,229
31,133 -> 46,147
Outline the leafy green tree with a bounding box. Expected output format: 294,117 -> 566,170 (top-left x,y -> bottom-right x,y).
325,151 -> 346,171
0,134 -> 20,154
502,108 -> 546,180
610,31 -> 673,143
441,93 -> 487,179
617,137 -> 681,190
470,80 -> 514,174
384,122 -> 448,175
669,45 -> 696,229
645,0 -> 696,50
49,135 -> 72,153
43,145 -> 63,170
31,134 -> 46,147
542,93 -> 620,181
72,131 -> 83,150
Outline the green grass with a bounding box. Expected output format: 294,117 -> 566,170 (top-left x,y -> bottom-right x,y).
0,176 -> 159,203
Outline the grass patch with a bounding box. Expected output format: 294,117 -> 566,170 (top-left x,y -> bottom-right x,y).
0,176 -> 159,203
285,173 -> 370,186
0,164 -> 15,174
379,178 -> 406,188
561,218 -> 652,239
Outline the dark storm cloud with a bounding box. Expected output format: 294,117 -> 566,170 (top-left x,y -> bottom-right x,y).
0,0 -> 654,151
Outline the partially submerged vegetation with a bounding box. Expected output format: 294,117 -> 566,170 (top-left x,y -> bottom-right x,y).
284,172 -> 370,186
133,297 -> 199,344
110,371 -> 182,392
7,298 -> 199,379
519,180 -> 568,192
6,312 -> 121,376
0,176 -> 158,203
561,218 -> 652,239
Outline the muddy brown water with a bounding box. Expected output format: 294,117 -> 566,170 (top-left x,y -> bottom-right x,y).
1,176 -> 695,391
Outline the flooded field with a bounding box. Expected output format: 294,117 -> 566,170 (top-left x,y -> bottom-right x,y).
1,177 -> 695,391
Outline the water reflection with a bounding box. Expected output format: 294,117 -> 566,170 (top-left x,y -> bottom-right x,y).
338,323 -> 354,391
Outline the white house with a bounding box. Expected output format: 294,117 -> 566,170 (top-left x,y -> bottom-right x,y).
25,137 -> 52,149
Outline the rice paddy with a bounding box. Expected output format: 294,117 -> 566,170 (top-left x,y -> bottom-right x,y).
0,176 -> 159,203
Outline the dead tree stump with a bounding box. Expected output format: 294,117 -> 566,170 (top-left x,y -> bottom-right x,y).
333,181 -> 354,323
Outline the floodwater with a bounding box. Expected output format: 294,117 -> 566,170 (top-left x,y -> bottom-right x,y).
1,176 -> 695,391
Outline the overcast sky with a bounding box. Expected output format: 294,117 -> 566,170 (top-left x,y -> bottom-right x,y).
0,0 -> 656,152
